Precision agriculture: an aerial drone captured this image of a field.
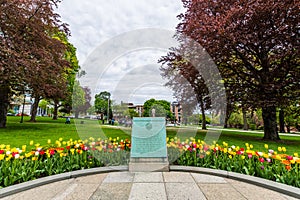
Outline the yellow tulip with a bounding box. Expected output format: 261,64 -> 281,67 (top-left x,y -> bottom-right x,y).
47,139 -> 51,144
282,147 -> 286,152
278,147 -> 282,152
290,160 -> 295,164
0,154 -> 4,161
223,148 -> 228,153
25,153 -> 32,158
70,149 -> 75,155
30,140 -> 34,145
6,156 -> 12,161
264,144 -> 269,149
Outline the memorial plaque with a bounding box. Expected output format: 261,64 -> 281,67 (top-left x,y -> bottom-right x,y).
131,117 -> 167,158
129,117 -> 169,172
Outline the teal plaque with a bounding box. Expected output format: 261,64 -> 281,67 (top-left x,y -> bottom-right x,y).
131,117 -> 167,158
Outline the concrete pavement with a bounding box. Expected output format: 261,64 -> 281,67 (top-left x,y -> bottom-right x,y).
1,169 -> 299,200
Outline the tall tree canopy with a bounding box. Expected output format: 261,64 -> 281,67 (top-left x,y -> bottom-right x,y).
161,0 -> 299,140
0,0 -> 70,127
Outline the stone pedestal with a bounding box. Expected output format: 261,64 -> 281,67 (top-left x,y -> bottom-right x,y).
129,158 -> 169,172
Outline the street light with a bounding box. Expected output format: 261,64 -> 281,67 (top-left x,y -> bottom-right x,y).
107,94 -> 110,124
20,93 -> 26,123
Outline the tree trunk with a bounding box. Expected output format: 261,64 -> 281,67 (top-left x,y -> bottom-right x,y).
52,99 -> 59,120
279,109 -> 285,133
286,124 -> 290,133
200,100 -> 207,130
262,106 -> 280,140
242,108 -> 248,130
75,110 -> 79,119
224,104 -> 232,128
0,86 -> 9,128
29,95 -> 41,122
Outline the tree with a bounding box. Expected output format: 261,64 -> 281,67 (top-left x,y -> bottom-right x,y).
50,32 -> 80,120
77,87 -> 91,116
123,109 -> 139,119
94,91 -> 112,120
71,81 -> 86,118
159,55 -> 211,129
0,0 -> 69,127
167,0 -> 299,140
143,98 -> 173,119
283,102 -> 300,133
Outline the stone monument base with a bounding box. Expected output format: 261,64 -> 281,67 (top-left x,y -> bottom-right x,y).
129,158 -> 169,172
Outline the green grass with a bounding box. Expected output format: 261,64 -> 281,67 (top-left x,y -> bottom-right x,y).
167,127 -> 300,154
1,116 -> 300,155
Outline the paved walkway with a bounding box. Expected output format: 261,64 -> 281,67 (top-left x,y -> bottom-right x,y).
1,171 -> 297,200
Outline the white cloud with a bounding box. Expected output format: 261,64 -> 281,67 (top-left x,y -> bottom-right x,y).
56,0 -> 185,104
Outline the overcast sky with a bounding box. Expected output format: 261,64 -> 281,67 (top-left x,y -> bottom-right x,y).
56,0 -> 185,104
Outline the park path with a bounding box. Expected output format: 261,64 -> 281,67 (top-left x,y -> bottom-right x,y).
1,171 -> 297,200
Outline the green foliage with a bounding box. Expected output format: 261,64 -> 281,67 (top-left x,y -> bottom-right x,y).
123,109 -> 139,119
7,109 -> 15,115
94,91 -> 112,119
284,104 -> 300,131
87,106 -> 96,115
143,98 -> 173,118
38,99 -> 49,110
71,81 -> 86,112
228,111 -> 243,128
188,114 -> 211,125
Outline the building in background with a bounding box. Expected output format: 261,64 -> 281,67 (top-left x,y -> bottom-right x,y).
171,101 -> 182,124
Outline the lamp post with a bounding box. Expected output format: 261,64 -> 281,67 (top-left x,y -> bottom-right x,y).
107,94 -> 110,124
20,93 -> 26,123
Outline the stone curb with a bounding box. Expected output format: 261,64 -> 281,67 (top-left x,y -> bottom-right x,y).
170,165 -> 300,199
0,166 -> 128,198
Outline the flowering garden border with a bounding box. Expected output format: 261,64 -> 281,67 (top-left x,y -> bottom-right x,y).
0,137 -> 300,196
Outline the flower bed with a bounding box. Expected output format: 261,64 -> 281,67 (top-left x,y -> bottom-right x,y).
0,137 -> 299,188
0,137 -> 130,188
167,137 -> 300,187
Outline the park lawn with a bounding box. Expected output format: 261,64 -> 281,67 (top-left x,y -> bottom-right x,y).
1,116 -> 300,155
0,116 -> 130,147
167,127 -> 300,155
